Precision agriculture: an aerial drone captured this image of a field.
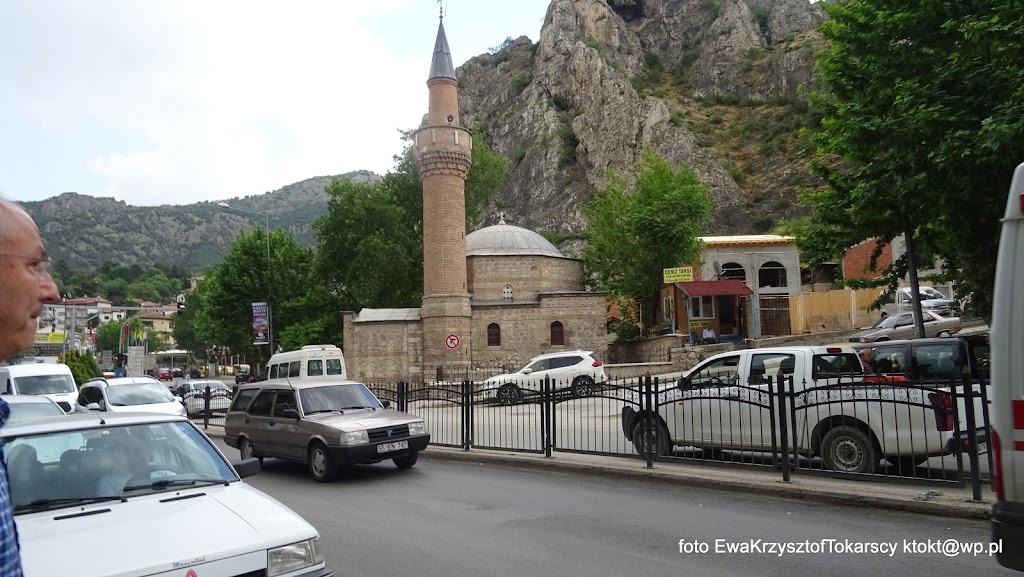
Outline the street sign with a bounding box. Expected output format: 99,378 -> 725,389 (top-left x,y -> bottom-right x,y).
663,266 -> 694,283
445,334 -> 460,349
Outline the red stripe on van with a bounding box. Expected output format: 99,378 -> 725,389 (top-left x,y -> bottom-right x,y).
1014,400 -> 1024,429
1017,442 -> 1024,452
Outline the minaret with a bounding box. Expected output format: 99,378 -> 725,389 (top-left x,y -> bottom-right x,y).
414,12 -> 473,376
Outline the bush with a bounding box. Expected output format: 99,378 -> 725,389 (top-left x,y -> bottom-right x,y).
63,349 -> 100,386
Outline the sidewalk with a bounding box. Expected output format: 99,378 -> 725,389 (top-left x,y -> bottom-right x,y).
200,424 -> 993,520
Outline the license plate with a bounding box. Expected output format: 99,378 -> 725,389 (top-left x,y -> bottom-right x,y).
976,442 -> 988,454
377,440 -> 409,453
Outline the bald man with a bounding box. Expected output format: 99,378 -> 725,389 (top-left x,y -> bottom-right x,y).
0,197 -> 60,577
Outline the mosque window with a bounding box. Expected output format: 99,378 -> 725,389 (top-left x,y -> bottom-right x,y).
487,323 -> 501,347
550,321 -> 564,346
503,285 -> 513,300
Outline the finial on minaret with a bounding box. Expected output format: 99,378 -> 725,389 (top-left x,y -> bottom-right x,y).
438,0 -> 443,20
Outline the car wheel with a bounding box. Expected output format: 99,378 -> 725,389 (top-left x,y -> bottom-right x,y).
393,452 -> 419,469
308,442 -> 337,482
885,455 -> 928,474
571,376 -> 595,398
820,426 -> 877,473
497,384 -> 521,406
238,438 -> 263,465
631,419 -> 670,457
937,330 -> 952,337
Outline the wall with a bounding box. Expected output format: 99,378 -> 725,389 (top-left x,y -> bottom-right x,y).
467,255 -> 584,300
470,292 -> 611,371
342,313 -> 423,382
700,245 -> 801,296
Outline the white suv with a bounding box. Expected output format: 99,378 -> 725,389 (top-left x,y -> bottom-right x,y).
481,350 -> 607,405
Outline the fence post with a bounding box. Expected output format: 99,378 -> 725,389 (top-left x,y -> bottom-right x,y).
203,385 -> 211,429
462,381 -> 471,452
400,381 -> 408,413
543,376 -> 552,458
776,376 -> 791,482
644,375 -> 654,469
961,371 -> 982,501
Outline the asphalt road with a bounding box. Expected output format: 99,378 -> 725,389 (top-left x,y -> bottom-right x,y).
210,437 -> 1012,577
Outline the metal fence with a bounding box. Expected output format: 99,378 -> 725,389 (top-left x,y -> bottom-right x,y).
365,371 -> 992,500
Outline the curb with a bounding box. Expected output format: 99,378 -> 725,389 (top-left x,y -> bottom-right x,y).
421,447 -> 992,521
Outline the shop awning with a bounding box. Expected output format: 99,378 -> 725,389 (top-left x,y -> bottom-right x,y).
676,280 -> 753,297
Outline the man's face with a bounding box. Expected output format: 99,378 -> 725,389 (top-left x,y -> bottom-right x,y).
0,204 -> 60,360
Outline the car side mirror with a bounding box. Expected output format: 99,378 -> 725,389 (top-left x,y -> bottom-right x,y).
522,368 -> 533,374
380,400 -> 391,409
281,408 -> 300,419
233,457 -> 262,479
87,402 -> 102,411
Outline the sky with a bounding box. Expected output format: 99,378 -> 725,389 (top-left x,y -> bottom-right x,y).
0,0 -> 551,206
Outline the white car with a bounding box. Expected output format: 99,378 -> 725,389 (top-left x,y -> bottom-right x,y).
76,376 -> 187,418
3,412 -> 333,577
480,350 -> 607,405
1,394 -> 66,425
177,379 -> 234,417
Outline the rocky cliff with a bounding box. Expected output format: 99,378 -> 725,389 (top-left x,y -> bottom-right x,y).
458,0 -> 826,241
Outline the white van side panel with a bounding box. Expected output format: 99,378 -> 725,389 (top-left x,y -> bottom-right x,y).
992,161 -> 1024,501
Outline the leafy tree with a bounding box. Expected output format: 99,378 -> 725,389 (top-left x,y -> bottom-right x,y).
62,349 -> 99,385
789,1 -> 1024,323
314,127 -> 509,313
95,320 -> 123,352
582,150 -> 712,336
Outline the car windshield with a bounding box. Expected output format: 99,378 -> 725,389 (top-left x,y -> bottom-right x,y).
299,383 -> 382,413
871,315 -> 900,329
3,421 -> 236,512
919,287 -> 947,299
106,383 -> 175,406
13,374 -> 76,395
6,401 -> 65,423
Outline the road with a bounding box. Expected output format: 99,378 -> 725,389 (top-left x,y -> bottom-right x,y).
210,437 -> 1012,577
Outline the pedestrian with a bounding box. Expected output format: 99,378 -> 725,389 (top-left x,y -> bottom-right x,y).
0,198 -> 61,576
859,349 -> 875,374
702,326 -> 717,344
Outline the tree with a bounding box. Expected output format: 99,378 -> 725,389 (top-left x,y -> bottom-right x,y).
314,127 -> 509,314
581,150 -> 712,336
62,349 -> 99,385
790,1 -> 1024,323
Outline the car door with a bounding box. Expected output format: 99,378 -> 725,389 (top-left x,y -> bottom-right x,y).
268,391 -> 305,459
549,355 -> 583,389
890,313 -> 915,339
520,358 -> 550,391
732,352 -> 794,450
669,353 -> 744,449
243,390 -> 277,456
921,311 -> 941,337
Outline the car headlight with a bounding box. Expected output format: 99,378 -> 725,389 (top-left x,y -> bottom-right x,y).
268,538 -> 323,577
339,430 -> 369,446
408,421 -> 425,435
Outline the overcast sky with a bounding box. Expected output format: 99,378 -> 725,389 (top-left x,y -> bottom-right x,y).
0,0 -> 551,206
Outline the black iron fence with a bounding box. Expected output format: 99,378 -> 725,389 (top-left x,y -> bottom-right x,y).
363,371 -> 992,500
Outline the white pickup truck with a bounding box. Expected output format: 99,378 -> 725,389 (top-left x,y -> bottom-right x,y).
621,345 -> 981,473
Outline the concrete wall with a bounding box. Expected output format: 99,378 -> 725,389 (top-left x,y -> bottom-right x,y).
700,245 -> 801,296
467,255 -> 584,300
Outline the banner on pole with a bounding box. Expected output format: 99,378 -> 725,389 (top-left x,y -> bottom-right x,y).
252,302 -> 270,345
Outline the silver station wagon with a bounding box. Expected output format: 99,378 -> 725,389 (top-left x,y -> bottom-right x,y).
224,379 -> 430,482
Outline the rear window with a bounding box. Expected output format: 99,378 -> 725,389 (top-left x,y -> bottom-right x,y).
308,360 -> 323,376
811,353 -> 863,379
326,359 -> 343,375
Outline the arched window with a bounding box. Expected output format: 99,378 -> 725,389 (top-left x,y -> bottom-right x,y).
502,285 -> 513,300
487,323 -> 501,347
720,262 -> 746,281
758,261 -> 787,288
550,321 -> 564,346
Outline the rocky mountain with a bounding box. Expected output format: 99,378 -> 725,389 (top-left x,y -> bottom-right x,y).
459,0 -> 827,238
25,0 -> 828,272
22,171 -> 378,271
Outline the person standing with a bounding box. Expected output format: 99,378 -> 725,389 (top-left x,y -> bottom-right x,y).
0,198 -> 61,576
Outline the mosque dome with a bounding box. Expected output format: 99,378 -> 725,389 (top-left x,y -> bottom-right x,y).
465,220 -> 564,258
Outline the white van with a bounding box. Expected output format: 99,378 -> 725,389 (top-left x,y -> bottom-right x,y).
991,161 -> 1024,571
266,344 -> 346,382
0,363 -> 78,413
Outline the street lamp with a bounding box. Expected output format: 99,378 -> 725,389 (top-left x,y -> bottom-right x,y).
217,202 -> 274,355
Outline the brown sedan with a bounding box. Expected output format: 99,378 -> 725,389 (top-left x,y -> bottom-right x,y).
849,310 -> 962,343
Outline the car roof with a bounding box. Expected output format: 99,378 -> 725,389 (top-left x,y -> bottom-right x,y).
236,378 -> 366,392
0,411 -> 187,438
85,376 -> 163,387
0,364 -> 73,376
1,394 -> 59,405
531,350 -> 595,360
